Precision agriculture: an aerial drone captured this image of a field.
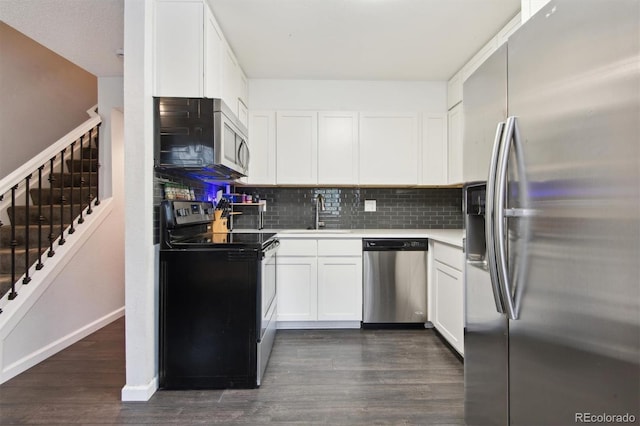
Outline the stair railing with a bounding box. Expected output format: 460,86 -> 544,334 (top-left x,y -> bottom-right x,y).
0,106 -> 102,309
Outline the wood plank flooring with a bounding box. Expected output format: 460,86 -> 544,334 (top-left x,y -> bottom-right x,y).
0,318 -> 464,425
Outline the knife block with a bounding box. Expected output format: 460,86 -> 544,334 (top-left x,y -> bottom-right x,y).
212,210 -> 228,233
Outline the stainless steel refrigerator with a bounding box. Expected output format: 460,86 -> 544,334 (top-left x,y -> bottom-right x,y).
463,1 -> 640,425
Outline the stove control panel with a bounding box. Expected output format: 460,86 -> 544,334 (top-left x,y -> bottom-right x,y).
169,201 -> 214,226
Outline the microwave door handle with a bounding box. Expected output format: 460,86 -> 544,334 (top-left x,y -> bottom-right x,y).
486,121 -> 506,314
243,140 -> 250,171
237,138 -> 245,169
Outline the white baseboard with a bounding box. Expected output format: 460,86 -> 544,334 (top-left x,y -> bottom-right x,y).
121,376 -> 158,401
0,307 -> 124,384
277,321 -> 361,330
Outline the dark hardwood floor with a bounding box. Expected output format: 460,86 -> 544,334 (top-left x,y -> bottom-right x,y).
0,318 -> 464,425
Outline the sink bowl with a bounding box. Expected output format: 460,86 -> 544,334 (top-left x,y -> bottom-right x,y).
278,229 -> 352,234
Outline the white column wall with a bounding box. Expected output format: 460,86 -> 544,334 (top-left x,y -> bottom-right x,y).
121,0 -> 158,401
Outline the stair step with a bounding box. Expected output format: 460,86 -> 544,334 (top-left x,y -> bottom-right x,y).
0,247 -> 44,275
0,274 -> 14,301
65,159 -> 98,173
29,186 -> 96,205
49,172 -> 98,188
80,147 -> 99,159
0,224 -> 55,247
6,204 -> 88,226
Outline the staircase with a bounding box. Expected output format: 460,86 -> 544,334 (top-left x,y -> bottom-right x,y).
0,125 -> 101,307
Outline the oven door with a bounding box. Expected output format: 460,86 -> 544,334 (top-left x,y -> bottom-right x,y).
257,239 -> 278,386
260,240 -> 278,336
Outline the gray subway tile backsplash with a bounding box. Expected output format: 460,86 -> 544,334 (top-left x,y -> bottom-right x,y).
232,187 -> 463,230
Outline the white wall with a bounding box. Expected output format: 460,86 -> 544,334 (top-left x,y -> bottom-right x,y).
249,79 -> 447,112
98,77 -> 125,199
0,22 -> 97,179
122,0 -> 158,402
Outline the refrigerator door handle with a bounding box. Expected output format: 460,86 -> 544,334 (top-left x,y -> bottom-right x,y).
486,121 -> 506,314
494,116 -> 520,320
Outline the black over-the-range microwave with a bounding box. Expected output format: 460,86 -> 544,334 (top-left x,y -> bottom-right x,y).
153,97 -> 249,181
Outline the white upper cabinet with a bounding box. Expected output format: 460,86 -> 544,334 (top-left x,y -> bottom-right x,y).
359,113 -> 419,185
448,103 -> 464,185
153,0 -> 248,119
203,7 -> 222,98
154,0 -> 203,97
276,111 -> 318,184
221,43 -> 239,110
420,114 -> 448,185
247,111 -> 276,185
318,112 -> 359,185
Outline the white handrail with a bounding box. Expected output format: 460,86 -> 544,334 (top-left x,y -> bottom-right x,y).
0,105 -> 102,196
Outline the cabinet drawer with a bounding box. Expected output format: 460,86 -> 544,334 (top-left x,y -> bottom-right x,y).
317,239 -> 362,257
277,239 -> 317,256
433,242 -> 463,271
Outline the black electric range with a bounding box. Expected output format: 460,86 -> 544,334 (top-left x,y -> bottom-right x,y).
158,200 -> 279,390
169,231 -> 277,250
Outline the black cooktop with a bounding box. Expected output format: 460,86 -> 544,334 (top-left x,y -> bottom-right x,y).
170,232 -> 277,249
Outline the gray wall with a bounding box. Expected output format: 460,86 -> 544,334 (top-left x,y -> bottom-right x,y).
0,22 -> 97,179
232,187 -> 463,230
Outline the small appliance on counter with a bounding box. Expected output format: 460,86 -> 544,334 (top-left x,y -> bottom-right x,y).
159,200 -> 279,389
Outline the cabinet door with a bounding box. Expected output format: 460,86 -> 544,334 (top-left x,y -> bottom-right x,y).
318,112 -> 359,185
276,111 -> 318,184
420,113 -> 448,185
276,257 -> 318,321
447,104 -> 464,184
359,113 -> 419,185
317,257 -> 363,321
247,111 -> 276,185
433,260 -> 464,354
154,0 -> 203,97
203,7 -> 222,98
221,43 -> 239,110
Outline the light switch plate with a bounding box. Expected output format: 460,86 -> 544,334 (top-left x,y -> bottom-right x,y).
364,199 -> 376,212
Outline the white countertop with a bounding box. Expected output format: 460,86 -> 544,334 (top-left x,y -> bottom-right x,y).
233,228 -> 464,248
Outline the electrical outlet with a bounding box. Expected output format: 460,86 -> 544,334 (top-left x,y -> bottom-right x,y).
364,199 -> 377,212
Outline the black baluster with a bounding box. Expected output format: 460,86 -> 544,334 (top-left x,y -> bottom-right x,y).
87,129 -> 93,215
36,166 -> 44,270
68,142 -> 76,235
78,134 -> 85,224
58,148 -> 66,246
94,124 -> 101,206
47,158 -> 56,257
23,175 -> 32,285
0,194 -> 3,313
9,185 -> 18,300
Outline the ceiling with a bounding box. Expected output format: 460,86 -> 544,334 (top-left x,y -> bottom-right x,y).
0,0 -> 520,81
0,0 -> 124,77
209,0 -> 521,80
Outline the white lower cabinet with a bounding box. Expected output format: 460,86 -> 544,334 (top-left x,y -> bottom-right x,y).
276,256 -> 317,321
317,257 -> 362,321
431,242 -> 464,355
277,237 -> 362,327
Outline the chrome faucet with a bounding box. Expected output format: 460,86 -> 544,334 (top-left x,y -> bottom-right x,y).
315,194 -> 325,229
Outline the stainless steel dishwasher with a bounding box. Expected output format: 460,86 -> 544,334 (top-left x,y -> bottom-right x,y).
362,238 -> 429,327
